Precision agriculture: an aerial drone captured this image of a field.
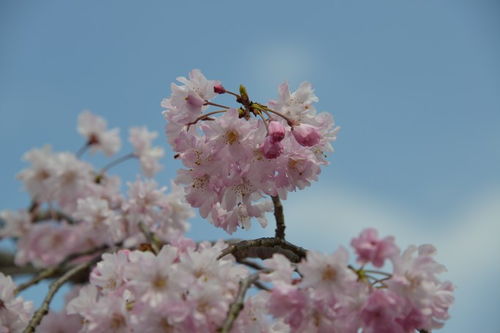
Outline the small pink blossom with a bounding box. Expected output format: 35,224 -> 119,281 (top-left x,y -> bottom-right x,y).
77,110 -> 121,156
129,127 -> 165,177
0,273 -> 33,332
292,123 -> 322,147
297,247 -> 357,296
351,228 -> 399,267
261,136 -> 284,159
360,289 -> 405,333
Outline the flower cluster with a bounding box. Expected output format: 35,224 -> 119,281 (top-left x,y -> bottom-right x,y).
31,229 -> 453,333
261,229 -> 454,332
162,70 -> 339,233
0,73 -> 454,333
42,242 -> 249,332
2,111 -> 185,268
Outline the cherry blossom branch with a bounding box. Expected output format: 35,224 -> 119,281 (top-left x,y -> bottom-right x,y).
224,90 -> 241,99
218,272 -> 262,333
271,196 -> 285,239
31,209 -> 76,224
219,237 -> 307,263
15,244 -> 110,294
23,256 -> 100,333
186,110 -> 227,130
253,104 -> 295,127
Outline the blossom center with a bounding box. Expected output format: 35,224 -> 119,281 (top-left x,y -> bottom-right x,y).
110,314 -> 126,328
322,265 -> 337,281
224,130 -> 239,145
152,275 -> 168,290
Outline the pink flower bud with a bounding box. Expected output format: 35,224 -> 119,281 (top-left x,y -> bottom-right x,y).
214,83 -> 226,94
292,124 -> 321,147
268,121 -> 285,143
261,136 -> 283,159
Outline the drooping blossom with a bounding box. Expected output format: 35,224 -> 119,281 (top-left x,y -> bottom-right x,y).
129,127 -> 165,177
78,110 -> 121,156
0,273 -> 33,332
351,228 -> 399,267
162,70 -> 339,233
0,210 -> 32,238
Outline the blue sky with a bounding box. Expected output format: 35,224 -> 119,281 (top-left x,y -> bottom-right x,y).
1,1 -> 499,331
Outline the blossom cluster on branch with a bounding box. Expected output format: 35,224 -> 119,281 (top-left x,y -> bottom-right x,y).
0,70 -> 453,333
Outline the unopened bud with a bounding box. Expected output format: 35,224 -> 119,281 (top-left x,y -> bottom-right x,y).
214,83 -> 226,94
292,124 -> 321,147
268,121 -> 285,143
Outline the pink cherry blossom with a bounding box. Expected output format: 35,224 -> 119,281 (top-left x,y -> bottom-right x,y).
162,70 -> 339,233
129,127 -> 164,177
0,273 -> 33,332
351,228 -> 399,267
78,110 -> 121,156
292,123 -> 322,147
261,136 -> 284,159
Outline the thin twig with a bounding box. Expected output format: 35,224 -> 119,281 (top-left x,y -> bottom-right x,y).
224,90 -> 241,99
271,196 -> 285,239
23,256 -> 100,333
204,101 -> 231,109
15,244 -> 110,294
186,110 -> 227,130
99,152 -> 136,175
254,104 -> 295,127
15,267 -> 58,294
218,272 -> 262,333
75,142 -> 90,158
363,269 -> 392,277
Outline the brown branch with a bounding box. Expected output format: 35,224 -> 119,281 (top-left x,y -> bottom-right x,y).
218,272 -> 262,333
218,237 -> 307,263
23,256 -> 100,333
0,252 -> 38,276
271,196 -> 285,239
32,210 -> 76,224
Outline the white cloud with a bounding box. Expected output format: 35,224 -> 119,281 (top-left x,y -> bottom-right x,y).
284,186 -> 500,278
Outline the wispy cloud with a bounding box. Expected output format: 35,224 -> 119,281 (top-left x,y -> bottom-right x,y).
282,185 -> 500,330
245,43 -> 316,94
